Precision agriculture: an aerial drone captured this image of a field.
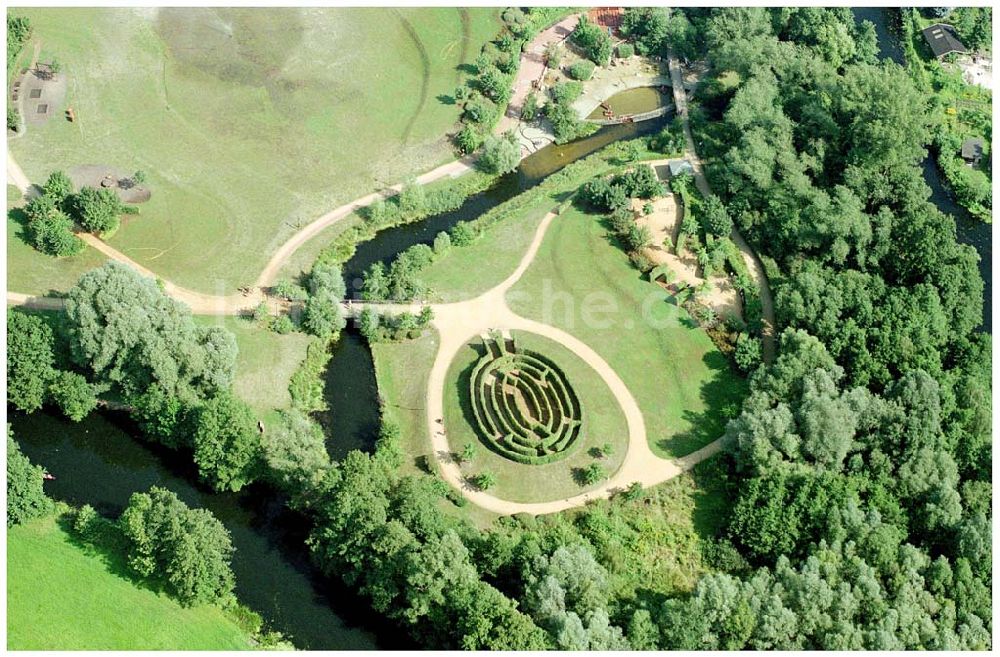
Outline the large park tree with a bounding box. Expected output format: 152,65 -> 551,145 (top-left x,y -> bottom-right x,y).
65,262 -> 237,403
7,311 -> 55,412
119,486 -> 235,605
192,391 -> 261,492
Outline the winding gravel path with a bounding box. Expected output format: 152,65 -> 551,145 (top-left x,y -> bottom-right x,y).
420,209 -> 726,515
666,54 -> 777,363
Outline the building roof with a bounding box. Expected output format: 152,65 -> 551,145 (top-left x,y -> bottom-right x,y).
961,137 -> 984,159
668,160 -> 694,177
587,7 -> 624,32
922,23 -> 968,58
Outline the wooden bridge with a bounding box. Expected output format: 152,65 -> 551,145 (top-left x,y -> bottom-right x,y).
585,104 -> 673,126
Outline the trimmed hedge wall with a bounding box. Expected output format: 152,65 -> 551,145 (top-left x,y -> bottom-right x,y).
468,336 -> 582,464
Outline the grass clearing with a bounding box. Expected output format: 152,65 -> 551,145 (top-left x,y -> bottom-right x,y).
371,328 -> 502,528
443,331 -> 629,502
371,328 -> 439,477
7,212 -> 107,295
419,195 -> 554,301
193,315 -> 312,414
507,205 -> 748,458
9,7 -> 500,294
7,513 -> 252,650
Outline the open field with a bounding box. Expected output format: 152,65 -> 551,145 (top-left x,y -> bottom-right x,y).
8,7 -> 500,294
7,213 -> 107,295
418,194 -> 555,301
507,205 -> 748,458
192,315 -> 312,413
442,331 -> 628,502
7,513 -> 252,650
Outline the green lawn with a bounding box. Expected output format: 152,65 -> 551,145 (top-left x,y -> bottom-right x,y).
8,7 -> 500,295
507,205 -> 748,458
193,315 -> 312,414
372,328 -> 506,528
419,196 -> 555,302
7,213 -> 107,295
372,327 -> 630,504
443,331 -> 629,502
371,328 -> 440,475
7,514 -> 252,650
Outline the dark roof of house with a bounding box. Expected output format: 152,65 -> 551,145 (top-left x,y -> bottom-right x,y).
921,23 -> 968,58
961,137 -> 984,159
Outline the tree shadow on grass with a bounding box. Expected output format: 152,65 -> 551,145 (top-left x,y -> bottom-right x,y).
453,341 -> 488,451
436,94 -> 455,106
56,512 -> 168,596
455,63 -> 477,75
656,350 -> 748,457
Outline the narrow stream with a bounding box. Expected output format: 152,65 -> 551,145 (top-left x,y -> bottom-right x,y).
342,117 -> 668,291
10,115 -> 669,649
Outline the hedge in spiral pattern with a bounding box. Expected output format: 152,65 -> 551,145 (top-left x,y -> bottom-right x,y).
469,335 -> 582,464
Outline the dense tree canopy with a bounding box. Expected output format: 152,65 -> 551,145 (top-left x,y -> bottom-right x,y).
119,487 -> 235,605
66,262 -> 237,403
7,432 -> 51,527
7,311 -> 55,413
192,391 -> 261,492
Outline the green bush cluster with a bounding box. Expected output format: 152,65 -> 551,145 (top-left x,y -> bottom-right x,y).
544,81 -> 597,144
357,306 -> 433,343
316,171 -> 496,269
7,14 -> 31,69
453,8 -> 547,152
570,16 -> 611,66
567,60 -> 595,81
21,170 -> 138,256
468,336 -> 582,465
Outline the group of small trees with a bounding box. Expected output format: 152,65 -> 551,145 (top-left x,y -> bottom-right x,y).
357,305 -> 433,343
454,9 -> 536,154
543,81 -> 595,144
570,16 -> 612,66
118,487 -> 235,605
302,262 -> 346,339
477,130 -> 521,175
361,219 -> 476,303
7,432 -> 51,527
578,165 -> 666,269
21,171 -> 137,256
7,310 -> 100,421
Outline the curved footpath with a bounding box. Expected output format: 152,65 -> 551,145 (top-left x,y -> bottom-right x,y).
5,45 -> 775,515
666,53 -> 776,363
422,208 -> 727,515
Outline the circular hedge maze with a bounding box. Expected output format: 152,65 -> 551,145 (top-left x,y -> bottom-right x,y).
469,334 -> 583,464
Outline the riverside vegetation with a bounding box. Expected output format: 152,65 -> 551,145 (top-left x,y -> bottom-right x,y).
7,6 -> 991,651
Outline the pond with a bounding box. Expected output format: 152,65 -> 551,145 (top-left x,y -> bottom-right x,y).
585,86 -> 673,120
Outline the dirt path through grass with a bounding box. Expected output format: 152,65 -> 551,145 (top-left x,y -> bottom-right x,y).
418,207 -> 727,515
666,53 -> 777,363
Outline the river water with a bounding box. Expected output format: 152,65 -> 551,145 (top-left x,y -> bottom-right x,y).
9,115 -> 668,649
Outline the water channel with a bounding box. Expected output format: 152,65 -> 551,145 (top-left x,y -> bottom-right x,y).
11,12 -> 991,648
10,115 -> 669,650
